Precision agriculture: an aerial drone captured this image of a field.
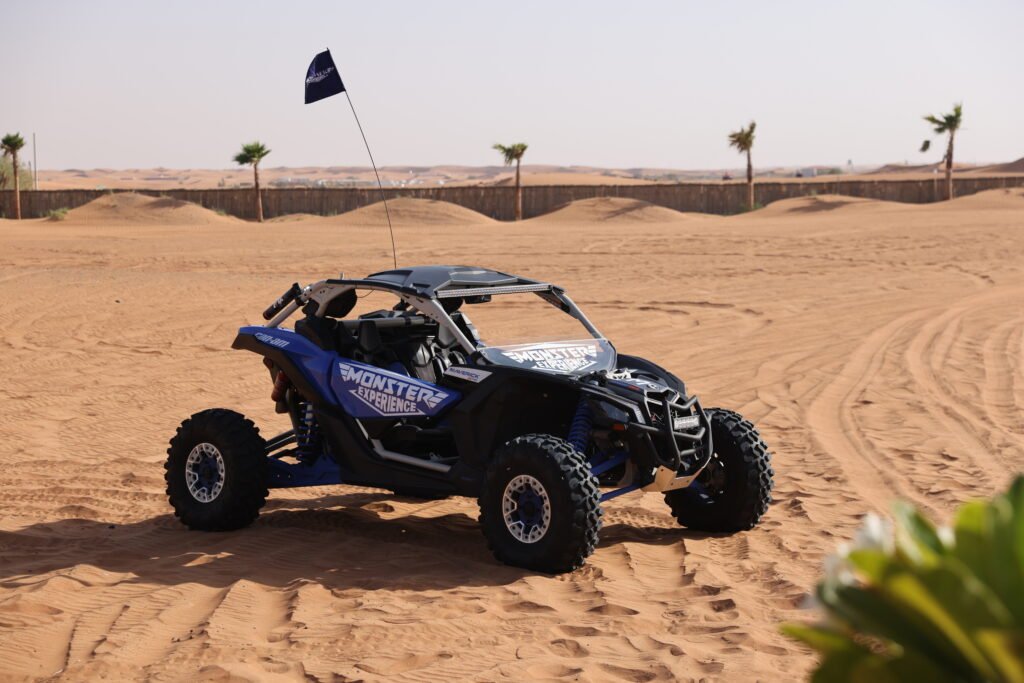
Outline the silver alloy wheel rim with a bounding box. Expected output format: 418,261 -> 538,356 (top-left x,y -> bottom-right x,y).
502,474 -> 552,544
185,442 -> 225,503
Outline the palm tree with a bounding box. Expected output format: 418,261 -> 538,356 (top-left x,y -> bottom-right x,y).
233,141 -> 271,222
493,142 -> 528,220
920,103 -> 963,201
727,122 -> 757,211
2,133 -> 26,220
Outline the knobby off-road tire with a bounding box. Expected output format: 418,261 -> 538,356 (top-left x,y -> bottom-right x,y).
665,408 -> 773,532
479,435 -> 602,574
165,408 -> 269,531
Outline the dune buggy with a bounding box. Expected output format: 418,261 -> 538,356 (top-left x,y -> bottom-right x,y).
166,266 -> 773,573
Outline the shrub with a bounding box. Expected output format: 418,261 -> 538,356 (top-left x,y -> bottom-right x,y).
784,476 -> 1024,682
47,207 -> 69,221
738,202 -> 764,213
0,157 -> 34,191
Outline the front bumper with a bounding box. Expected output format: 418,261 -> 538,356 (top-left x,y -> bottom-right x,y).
606,387 -> 713,493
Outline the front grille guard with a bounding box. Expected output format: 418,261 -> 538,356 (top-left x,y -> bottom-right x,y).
627,388 -> 713,489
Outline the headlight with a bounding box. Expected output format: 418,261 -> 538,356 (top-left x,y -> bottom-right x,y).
593,399 -> 644,425
673,414 -> 700,431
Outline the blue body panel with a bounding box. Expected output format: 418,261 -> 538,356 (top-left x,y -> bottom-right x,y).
238,326 -> 336,401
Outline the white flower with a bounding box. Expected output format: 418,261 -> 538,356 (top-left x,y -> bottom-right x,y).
852,513 -> 894,554
822,514 -> 894,588
823,542 -> 855,586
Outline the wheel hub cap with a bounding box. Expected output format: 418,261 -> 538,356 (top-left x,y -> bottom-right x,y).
185,442 -> 225,503
502,474 -> 551,543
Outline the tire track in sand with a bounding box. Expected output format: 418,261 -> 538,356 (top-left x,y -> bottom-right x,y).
805,311 -> 928,511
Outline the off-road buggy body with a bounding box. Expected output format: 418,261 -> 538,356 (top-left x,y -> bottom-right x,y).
167,266 -> 773,573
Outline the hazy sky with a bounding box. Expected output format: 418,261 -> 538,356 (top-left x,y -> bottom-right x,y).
3,1 -> 1021,170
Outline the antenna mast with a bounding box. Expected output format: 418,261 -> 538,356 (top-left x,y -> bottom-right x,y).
343,90 -> 397,269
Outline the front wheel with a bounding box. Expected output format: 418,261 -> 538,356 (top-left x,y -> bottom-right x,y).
479,435 -> 602,573
665,408 -> 773,531
165,408 -> 269,531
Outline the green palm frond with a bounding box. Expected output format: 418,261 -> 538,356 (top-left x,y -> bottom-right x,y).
923,103 -> 963,134
727,121 -> 756,153
233,141 -> 271,166
493,142 -> 528,166
1,133 -> 26,155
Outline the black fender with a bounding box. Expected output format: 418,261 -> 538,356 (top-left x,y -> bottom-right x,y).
617,353 -> 687,396
445,366 -> 583,474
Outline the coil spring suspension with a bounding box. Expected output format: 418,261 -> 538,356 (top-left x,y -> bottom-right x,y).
567,399 -> 593,454
295,403 -> 321,461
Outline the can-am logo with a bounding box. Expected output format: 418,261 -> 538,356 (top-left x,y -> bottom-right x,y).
255,332 -> 289,348
338,362 -> 449,416
502,343 -> 599,373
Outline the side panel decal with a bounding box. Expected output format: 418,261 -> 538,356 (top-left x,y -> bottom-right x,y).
332,359 -> 461,418
444,366 -> 493,383
480,339 -> 617,375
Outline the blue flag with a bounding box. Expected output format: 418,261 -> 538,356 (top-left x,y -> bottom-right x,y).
305,50 -> 345,104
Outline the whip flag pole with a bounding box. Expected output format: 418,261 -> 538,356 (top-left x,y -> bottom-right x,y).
305,48 -> 397,269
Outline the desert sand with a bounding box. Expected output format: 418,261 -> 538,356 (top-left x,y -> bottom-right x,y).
1,190 -> 1022,681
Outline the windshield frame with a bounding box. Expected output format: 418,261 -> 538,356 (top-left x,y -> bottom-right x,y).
290,279 -> 604,356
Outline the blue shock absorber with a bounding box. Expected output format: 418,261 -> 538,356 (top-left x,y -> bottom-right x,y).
295,403 -> 321,461
567,399 -> 593,454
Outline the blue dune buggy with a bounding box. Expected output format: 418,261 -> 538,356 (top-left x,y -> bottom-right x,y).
166,266 -> 773,573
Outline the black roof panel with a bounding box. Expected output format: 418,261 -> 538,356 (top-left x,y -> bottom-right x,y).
359,265 -> 544,297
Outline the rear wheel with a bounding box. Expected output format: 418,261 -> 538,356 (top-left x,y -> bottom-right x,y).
665,408 -> 773,531
165,409 -> 268,531
479,435 -> 602,573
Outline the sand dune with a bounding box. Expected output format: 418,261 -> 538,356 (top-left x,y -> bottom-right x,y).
868,161 -> 980,175
529,197 -> 694,224
938,187 -> 1024,210
964,157 -> 1024,174
327,197 -> 495,226
749,193 -> 910,217
0,194 -> 1022,681
64,192 -> 238,225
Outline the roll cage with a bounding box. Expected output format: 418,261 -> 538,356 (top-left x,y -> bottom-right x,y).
262,266 -> 605,355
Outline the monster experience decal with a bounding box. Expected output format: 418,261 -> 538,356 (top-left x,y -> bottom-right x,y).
481,340 -> 617,375
332,361 -> 459,418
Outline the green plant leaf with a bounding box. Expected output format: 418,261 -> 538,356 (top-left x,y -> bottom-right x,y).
892,501 -> 944,563
782,623 -> 896,683
821,581 -> 961,673
999,478 -> 1024,622
782,622 -> 861,654
788,477 -> 1024,682
952,489 -> 1024,625
882,567 -> 1009,680
974,628 -> 1024,683
847,549 -> 890,581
